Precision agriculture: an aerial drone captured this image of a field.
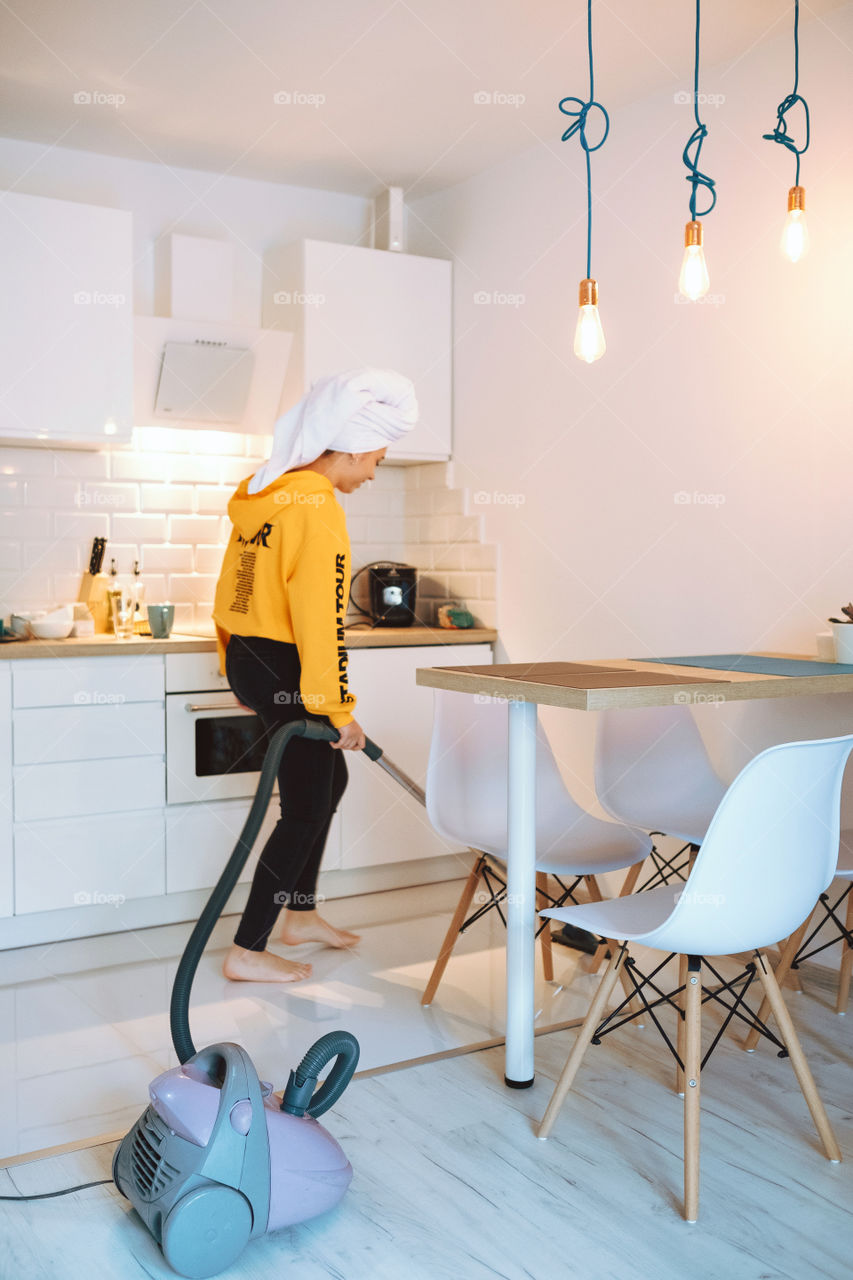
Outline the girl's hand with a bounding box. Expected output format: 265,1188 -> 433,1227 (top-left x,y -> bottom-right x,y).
331,719 -> 366,751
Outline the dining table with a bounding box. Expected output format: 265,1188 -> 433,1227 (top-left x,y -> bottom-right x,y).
415,652 -> 853,1087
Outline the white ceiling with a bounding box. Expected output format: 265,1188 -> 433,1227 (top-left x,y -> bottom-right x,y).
0,1 -> 847,199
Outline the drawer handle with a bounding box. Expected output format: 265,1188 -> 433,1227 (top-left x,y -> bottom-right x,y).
184,701 -> 254,713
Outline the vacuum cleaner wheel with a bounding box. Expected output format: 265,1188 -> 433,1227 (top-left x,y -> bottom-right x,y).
161,1184 -> 253,1279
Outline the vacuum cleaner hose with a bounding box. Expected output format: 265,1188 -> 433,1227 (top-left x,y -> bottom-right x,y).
281,1030 -> 361,1118
170,718 -> 383,1065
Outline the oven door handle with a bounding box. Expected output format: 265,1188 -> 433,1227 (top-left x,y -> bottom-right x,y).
183,701 -> 255,713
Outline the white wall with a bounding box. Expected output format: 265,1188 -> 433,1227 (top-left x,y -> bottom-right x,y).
409,2 -> 853,806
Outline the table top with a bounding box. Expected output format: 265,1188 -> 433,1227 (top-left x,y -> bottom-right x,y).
414,653 -> 853,711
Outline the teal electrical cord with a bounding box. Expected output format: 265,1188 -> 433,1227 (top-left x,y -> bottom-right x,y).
557,0 -> 610,279
763,0 -> 810,183
682,0 -> 716,219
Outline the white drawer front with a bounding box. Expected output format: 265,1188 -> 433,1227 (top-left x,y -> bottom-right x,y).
166,798 -> 291,894
14,702 -> 164,765
166,651 -> 230,693
14,809 -> 165,914
14,755 -> 165,821
13,656 -> 164,708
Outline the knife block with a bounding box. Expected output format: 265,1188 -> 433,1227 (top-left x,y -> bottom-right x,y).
78,572 -> 110,633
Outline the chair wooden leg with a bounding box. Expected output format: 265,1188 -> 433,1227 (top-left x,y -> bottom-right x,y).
584,875 -> 643,1026
536,873 -> 554,982
754,950 -> 842,1162
743,917 -> 810,1052
683,956 -> 702,1222
675,953 -> 688,1095
618,862 -> 643,897
537,946 -> 626,1140
836,889 -> 853,1015
422,855 -> 486,1006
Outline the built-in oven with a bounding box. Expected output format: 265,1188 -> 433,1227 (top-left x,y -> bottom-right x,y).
165,651 -> 274,806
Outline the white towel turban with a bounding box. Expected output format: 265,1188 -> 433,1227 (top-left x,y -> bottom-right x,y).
248,367 -> 418,493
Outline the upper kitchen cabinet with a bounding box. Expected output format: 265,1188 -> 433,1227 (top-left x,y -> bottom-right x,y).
0,190 -> 133,448
263,239 -> 452,460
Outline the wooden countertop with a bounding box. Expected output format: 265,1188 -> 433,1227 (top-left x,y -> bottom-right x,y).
0,625 -> 497,660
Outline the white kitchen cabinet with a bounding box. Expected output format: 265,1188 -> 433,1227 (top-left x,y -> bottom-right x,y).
263,239 -> 451,460
12,655 -> 164,708
14,754 -> 165,822
166,799 -> 341,895
0,664 -> 12,918
339,644 -> 493,870
14,810 -> 165,914
14,701 -> 164,765
0,190 -> 133,447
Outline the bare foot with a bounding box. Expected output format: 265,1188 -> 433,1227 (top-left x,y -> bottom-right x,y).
276,910 -> 361,950
222,944 -> 312,984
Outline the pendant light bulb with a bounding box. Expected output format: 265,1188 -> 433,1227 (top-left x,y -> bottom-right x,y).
780,185 -> 809,262
574,278 -> 606,364
679,220 -> 710,300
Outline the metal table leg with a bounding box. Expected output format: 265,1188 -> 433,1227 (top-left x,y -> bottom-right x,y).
505,698 -> 537,1087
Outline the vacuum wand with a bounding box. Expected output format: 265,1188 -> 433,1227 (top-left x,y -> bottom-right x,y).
170,719 -> 389,1065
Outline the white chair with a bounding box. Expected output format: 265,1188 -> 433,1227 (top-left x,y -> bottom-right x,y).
594,705 -> 727,889
744,830 -> 853,1038
421,689 -> 653,1006
537,732 -> 853,1222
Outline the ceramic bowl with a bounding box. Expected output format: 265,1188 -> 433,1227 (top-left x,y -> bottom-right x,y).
30,617 -> 74,639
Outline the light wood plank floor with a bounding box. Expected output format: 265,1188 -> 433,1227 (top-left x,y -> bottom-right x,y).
1,964 -> 850,1280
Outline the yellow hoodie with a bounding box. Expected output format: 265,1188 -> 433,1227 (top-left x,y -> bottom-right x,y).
212,469 -> 356,728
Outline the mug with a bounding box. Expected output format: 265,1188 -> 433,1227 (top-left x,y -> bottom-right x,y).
147,603 -> 175,639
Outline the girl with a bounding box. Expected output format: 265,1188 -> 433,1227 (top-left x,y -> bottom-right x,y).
212,368 -> 417,983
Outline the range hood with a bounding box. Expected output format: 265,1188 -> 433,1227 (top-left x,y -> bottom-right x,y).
134,234 -> 292,434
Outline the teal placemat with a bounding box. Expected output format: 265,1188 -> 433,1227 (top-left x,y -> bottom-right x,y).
634,654 -> 853,677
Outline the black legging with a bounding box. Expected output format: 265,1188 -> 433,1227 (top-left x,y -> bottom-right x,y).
225,634 -> 348,952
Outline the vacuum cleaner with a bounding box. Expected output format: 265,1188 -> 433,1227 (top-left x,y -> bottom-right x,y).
112,718 -> 423,1280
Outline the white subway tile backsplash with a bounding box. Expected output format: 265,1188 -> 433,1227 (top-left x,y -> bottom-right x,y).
140,543 -> 193,573
0,448 -> 53,476
170,515 -> 220,543
24,541 -> 80,572
0,540 -> 20,571
1,448 -> 497,626
194,545 -> 225,574
54,451 -> 110,480
168,573 -> 218,603
140,483 -> 195,514
195,487 -> 233,515
53,510 -> 109,541
219,457 -> 256,485
112,512 -> 169,543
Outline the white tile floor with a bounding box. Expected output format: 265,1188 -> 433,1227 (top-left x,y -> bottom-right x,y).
0,881 -> 600,1158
